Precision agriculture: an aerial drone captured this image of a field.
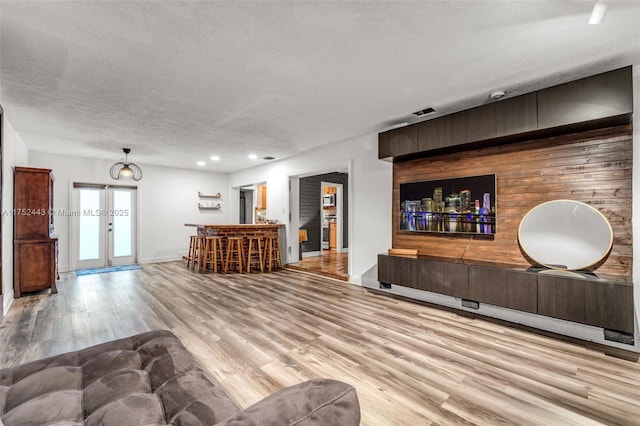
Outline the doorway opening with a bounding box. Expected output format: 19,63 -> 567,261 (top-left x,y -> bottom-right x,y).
239,182 -> 266,224
70,183 -> 137,270
289,171 -> 349,281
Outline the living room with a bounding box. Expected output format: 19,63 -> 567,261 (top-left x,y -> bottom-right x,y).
1,1 -> 640,425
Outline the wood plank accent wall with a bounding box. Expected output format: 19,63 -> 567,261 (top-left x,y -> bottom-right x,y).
392,124 -> 632,278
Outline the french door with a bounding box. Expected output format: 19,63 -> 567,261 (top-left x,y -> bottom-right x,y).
71,183 -> 137,270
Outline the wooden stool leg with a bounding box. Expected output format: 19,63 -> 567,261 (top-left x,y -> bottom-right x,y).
225,238 -> 232,273
217,238 -> 224,273
187,236 -> 195,269
246,239 -> 253,273
197,237 -> 206,272
257,239 -> 264,272
238,240 -> 245,273
211,240 -> 217,273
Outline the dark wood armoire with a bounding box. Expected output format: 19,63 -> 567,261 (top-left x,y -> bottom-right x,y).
13,166 -> 57,297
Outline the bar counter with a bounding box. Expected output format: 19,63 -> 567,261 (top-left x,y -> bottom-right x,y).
184,223 -> 287,273
185,223 -> 285,237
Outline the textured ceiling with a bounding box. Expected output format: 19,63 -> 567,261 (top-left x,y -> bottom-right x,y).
1,1 -> 639,173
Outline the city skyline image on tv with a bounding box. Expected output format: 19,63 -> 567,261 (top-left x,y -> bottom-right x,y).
399,174 -> 496,235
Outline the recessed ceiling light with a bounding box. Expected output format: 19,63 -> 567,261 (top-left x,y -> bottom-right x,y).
413,107 -> 435,116
589,2 -> 607,24
197,161 -> 205,167
249,154 -> 258,160
210,155 -> 220,161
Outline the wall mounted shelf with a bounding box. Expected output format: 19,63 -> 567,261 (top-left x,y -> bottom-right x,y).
198,203 -> 221,210
198,192 -> 221,198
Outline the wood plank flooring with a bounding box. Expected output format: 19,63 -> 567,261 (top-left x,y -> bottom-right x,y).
286,250 -> 349,281
1,261 -> 640,425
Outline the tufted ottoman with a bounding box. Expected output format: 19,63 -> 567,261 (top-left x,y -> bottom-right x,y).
0,330 -> 360,425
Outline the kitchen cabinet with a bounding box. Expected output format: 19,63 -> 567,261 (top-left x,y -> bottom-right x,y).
329,221 -> 337,249
14,167 -> 57,297
257,184 -> 267,209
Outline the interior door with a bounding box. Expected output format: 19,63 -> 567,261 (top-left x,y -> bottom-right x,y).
108,187 -> 136,266
72,184 -> 137,270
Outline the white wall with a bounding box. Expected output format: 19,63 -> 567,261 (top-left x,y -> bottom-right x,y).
228,132 -> 393,284
29,151 -> 229,271
2,115 -> 30,314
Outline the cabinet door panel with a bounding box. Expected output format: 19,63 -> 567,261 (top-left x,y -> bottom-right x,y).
537,275 -> 633,333
416,259 -> 468,298
378,255 -> 417,288
467,103 -> 498,143
496,93 -> 538,136
378,125 -> 418,159
468,266 -> 537,313
417,111 -> 468,152
14,169 -> 52,239
15,241 -> 55,293
537,67 -> 632,129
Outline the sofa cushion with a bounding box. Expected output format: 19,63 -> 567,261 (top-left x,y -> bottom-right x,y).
0,330 -> 361,426
217,378 -> 361,426
0,330 -> 241,425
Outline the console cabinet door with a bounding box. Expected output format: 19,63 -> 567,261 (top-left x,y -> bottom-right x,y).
14,240 -> 57,297
416,259 -> 468,298
537,66 -> 632,129
377,255 -> 417,288
537,274 -> 634,333
468,266 -> 538,313
378,125 -> 418,159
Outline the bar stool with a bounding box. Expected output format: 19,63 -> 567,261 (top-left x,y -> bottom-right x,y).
263,235 -> 282,271
204,236 -> 225,273
187,235 -> 206,271
225,236 -> 245,273
246,236 -> 264,273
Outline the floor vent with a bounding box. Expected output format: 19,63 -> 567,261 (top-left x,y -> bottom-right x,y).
461,299 -> 480,310
604,329 -> 634,345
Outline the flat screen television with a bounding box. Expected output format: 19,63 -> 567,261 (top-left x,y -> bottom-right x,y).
399,174 -> 496,235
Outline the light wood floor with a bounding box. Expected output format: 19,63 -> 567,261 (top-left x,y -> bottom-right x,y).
1,261 -> 640,425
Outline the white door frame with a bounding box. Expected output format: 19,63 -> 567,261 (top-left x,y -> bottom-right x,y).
321,181 -> 343,254
70,183 -> 138,270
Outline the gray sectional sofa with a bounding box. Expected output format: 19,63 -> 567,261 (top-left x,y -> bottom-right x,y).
0,330 -> 360,425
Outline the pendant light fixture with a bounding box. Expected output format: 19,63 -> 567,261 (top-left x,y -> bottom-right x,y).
109,148 -> 143,181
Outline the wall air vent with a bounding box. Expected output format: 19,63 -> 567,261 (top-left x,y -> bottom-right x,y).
413,107 -> 435,116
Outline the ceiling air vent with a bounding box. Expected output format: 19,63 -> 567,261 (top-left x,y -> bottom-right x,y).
413,107 -> 435,116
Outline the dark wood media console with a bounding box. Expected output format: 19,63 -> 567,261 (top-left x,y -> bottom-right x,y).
378,254 -> 634,335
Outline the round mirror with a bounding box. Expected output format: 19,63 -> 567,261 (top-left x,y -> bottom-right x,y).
518,200 -> 613,270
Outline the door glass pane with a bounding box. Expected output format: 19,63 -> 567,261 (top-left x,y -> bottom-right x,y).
79,189 -> 100,261
112,190 -> 132,257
